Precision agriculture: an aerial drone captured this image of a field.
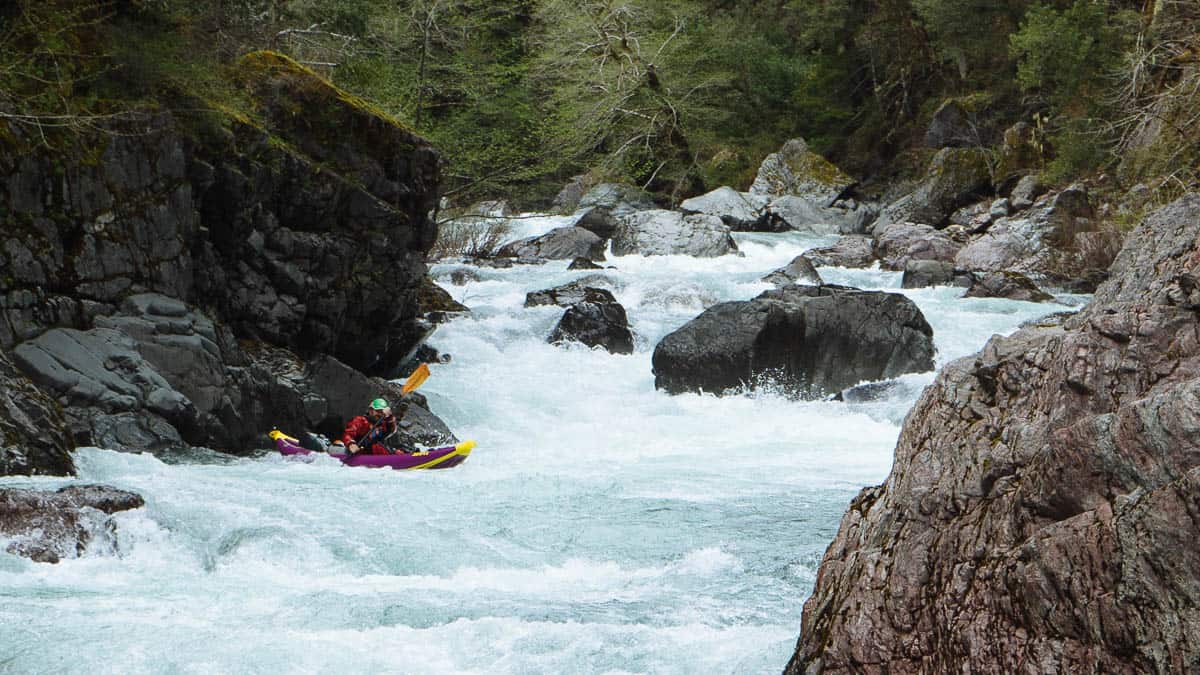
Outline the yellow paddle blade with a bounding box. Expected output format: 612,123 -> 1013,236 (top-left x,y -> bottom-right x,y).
401,362 -> 431,395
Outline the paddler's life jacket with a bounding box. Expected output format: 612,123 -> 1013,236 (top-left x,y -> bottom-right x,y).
342,415 -> 397,455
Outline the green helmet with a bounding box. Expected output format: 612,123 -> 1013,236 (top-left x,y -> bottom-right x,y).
369,398 -> 388,410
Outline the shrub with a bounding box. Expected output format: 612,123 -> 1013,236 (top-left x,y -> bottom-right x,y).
428,217 -> 513,260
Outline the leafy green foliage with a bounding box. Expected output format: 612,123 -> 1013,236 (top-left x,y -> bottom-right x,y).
1009,1 -> 1131,110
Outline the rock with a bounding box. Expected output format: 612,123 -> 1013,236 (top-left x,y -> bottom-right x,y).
764,195 -> 877,235
611,210 -> 737,257
564,206 -> 620,241
0,347 -> 75,476
552,175 -> 589,213
788,193 -> 1200,674
989,198 -> 1011,219
578,183 -> 657,216
762,256 -> 823,287
0,51 -> 459,466
873,222 -> 963,271
955,184 -> 1098,278
963,271 -> 1054,302
526,282 -> 618,308
13,326 -> 198,451
679,186 -> 771,231
567,257 -> 604,270
548,301 -> 634,354
994,121 -> 1041,189
924,99 -> 976,148
1009,174 -> 1045,210
418,277 -> 469,321
901,260 -> 971,289
749,138 -> 856,205
495,226 -> 606,261
802,236 -> 877,268
652,284 -> 934,398
465,199 -> 514,218
873,147 -> 993,232
0,484 -> 144,563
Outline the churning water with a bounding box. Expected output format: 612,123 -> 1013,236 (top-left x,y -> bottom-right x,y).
0,220 -> 1081,674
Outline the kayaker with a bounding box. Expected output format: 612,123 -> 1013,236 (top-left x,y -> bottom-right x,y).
343,398 -> 398,455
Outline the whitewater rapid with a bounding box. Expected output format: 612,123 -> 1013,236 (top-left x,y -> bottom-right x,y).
0,220 -> 1082,673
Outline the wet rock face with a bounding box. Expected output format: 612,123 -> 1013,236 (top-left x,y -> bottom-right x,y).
0,348 -> 75,476
0,484 -> 144,563
789,194 -> 1200,674
0,52 -> 446,469
652,284 -> 934,398
549,301 -> 635,355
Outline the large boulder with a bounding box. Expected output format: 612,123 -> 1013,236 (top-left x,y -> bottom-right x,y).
749,138 -> 856,205
652,284 -> 935,398
548,301 -> 635,355
963,271 -> 1054,302
765,195 -> 877,235
679,186 -> 773,231
611,210 -> 737,257
873,222 -> 963,271
0,348 -> 75,476
762,256 -> 823,287
802,236 -> 877,268
1,485 -> 144,563
924,99 -> 976,148
954,184 -> 1100,280
495,226 -> 606,261
579,182 -> 657,215
901,260 -> 971,289
526,282 -> 618,308
788,193 -> 1200,673
872,147 -> 993,232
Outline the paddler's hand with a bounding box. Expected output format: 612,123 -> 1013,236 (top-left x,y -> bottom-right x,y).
347,442 -> 359,454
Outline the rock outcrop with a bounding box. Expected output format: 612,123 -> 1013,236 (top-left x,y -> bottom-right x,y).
0,348 -> 75,475
749,138 -> 855,205
788,194 -> 1200,673
872,147 -> 992,233
0,51 -> 445,472
652,285 -> 934,398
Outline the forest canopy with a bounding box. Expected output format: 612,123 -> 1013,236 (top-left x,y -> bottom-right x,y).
2,0 -> 1196,204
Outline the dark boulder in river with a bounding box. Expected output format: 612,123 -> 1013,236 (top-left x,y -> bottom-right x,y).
788,193 -> 1200,673
549,301 -> 634,355
652,285 -> 934,397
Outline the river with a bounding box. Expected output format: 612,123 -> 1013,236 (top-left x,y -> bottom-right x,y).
0,221 -> 1081,673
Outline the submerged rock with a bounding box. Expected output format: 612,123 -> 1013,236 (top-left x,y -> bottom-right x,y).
0,484 -> 144,563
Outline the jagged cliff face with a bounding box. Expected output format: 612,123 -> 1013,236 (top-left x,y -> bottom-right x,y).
789,194 -> 1200,673
0,52 -> 440,473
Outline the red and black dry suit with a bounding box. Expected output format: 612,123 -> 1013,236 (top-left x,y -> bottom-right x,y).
342,414 -> 397,455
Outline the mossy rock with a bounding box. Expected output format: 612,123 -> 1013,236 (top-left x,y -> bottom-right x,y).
230,50 -> 432,188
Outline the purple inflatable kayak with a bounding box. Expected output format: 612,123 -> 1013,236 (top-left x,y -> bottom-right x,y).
270,430 -> 474,470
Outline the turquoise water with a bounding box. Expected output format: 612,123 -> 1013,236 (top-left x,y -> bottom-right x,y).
0,225 -> 1079,673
